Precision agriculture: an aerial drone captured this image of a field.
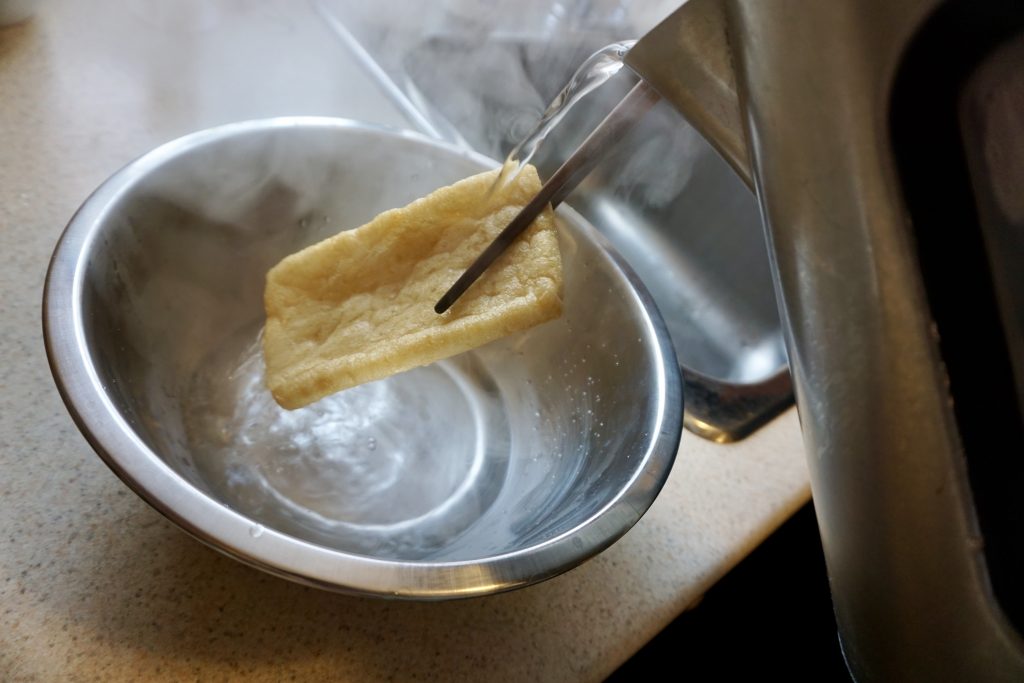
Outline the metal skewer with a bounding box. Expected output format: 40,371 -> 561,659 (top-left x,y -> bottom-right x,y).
434,79 -> 661,314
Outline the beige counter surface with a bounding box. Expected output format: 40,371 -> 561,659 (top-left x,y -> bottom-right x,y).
0,1 -> 809,680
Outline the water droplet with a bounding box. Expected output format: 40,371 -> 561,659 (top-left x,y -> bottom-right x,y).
367,437 -> 377,451
249,524 -> 264,538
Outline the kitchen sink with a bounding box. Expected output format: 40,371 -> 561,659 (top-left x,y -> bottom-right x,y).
315,0 -> 792,441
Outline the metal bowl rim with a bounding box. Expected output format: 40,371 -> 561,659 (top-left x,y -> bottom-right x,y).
42,116 -> 683,598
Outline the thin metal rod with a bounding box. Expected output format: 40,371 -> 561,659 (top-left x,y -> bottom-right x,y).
434,80 -> 661,314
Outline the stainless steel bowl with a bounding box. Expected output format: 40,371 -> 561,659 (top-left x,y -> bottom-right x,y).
43,118 -> 682,598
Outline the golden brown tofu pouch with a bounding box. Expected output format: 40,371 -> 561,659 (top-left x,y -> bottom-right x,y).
262,165 -> 563,409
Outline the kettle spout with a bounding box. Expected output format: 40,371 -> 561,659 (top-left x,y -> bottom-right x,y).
625,0 -> 753,189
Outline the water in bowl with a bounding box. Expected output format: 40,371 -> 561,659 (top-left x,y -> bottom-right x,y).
183,323 -> 519,560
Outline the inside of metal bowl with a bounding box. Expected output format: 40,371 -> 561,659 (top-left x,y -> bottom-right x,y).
64,120 -> 680,569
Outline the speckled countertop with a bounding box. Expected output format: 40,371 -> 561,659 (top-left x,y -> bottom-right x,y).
0,2 -> 809,680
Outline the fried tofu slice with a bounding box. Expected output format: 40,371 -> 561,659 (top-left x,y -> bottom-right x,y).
262,165 -> 562,409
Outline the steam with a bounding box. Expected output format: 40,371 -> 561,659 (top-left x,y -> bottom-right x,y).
316,0 -> 705,210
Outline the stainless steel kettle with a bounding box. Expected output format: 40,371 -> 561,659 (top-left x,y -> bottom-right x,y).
627,0 -> 1024,678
